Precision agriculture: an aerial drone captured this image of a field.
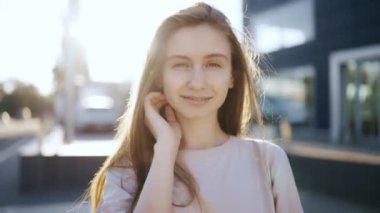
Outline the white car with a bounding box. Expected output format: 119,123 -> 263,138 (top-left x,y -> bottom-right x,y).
75,83 -> 124,132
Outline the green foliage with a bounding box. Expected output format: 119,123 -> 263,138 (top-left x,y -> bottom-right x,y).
0,81 -> 53,118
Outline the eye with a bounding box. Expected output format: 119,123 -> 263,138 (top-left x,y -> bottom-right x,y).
173,63 -> 190,69
206,62 -> 222,69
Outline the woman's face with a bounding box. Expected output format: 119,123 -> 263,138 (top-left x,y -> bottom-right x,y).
162,24 -> 234,121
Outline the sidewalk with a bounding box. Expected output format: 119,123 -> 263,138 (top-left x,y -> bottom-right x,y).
0,189 -> 89,213
299,190 -> 379,213
0,188 -> 378,213
1,127 -> 378,212
284,140 -> 380,165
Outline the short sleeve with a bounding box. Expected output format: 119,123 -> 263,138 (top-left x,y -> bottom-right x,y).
96,167 -> 137,213
265,143 -> 304,213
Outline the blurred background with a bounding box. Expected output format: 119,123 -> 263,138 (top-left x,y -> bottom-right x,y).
0,0 -> 379,212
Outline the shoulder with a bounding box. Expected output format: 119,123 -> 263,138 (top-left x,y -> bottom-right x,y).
231,136 -> 286,156
104,160 -> 137,194
98,161 -> 136,212
231,136 -> 289,166
105,166 -> 134,180
106,158 -> 134,177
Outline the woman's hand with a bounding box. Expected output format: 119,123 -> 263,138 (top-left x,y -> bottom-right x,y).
133,92 -> 182,212
144,92 -> 182,154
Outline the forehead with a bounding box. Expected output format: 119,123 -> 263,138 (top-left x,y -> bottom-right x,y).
165,24 -> 231,58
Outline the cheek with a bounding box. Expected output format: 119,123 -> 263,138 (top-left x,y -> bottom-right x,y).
211,72 -> 233,89
162,72 -> 177,89
216,75 -> 233,100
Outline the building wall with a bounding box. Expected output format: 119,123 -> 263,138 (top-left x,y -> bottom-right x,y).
245,0 -> 380,129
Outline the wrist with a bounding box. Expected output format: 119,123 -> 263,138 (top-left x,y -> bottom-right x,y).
154,139 -> 179,163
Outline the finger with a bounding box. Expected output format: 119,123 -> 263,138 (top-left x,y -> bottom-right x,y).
146,91 -> 164,101
151,94 -> 165,103
165,105 -> 177,123
152,99 -> 167,111
145,92 -> 163,110
150,94 -> 165,106
148,93 -> 167,108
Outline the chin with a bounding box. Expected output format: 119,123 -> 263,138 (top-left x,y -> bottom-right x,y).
174,106 -> 218,121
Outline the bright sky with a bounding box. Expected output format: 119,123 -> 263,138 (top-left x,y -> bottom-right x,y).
0,0 -> 242,96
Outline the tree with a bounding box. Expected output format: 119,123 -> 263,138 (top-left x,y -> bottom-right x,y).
0,81 -> 53,119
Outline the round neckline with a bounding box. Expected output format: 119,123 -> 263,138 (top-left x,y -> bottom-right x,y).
178,135 -> 234,155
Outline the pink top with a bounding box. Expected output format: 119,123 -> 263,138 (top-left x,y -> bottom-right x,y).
97,136 -> 304,213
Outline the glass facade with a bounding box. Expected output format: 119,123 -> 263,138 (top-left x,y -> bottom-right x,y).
260,65 -> 315,126
250,0 -> 315,53
341,59 -> 380,143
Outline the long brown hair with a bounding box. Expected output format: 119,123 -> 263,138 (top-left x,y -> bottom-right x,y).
87,2 -> 263,212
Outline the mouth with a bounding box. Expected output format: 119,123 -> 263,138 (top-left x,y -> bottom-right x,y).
181,95 -> 212,104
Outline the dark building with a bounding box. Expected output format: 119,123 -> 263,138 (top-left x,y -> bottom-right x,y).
245,0 -> 380,148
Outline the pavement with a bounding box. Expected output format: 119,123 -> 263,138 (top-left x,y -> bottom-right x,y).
1,127 -> 379,212
0,189 -> 90,213
0,188 -> 378,213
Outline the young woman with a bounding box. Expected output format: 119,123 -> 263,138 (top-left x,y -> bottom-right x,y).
88,2 -> 303,213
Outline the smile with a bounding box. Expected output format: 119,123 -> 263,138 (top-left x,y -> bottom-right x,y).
181,96 -> 212,104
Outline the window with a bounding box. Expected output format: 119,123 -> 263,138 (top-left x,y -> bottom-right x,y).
330,44 -> 380,145
260,65 -> 315,125
341,59 -> 380,143
251,0 -> 315,53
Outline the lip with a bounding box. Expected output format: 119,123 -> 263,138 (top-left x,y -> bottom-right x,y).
181,95 -> 212,105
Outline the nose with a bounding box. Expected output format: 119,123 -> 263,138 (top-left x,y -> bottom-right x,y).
188,66 -> 206,89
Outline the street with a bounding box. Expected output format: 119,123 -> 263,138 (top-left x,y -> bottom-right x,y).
0,129 -> 379,213
0,188 -> 378,213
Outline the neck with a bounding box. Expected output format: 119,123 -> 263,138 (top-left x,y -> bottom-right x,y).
177,114 -> 229,150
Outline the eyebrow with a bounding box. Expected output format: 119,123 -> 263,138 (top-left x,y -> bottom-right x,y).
206,53 -> 229,61
166,53 -> 229,61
